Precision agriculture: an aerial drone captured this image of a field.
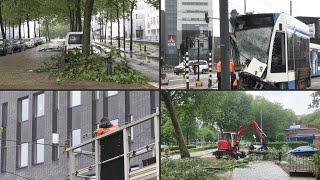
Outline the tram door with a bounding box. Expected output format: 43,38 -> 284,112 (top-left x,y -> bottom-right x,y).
271,31 -> 287,88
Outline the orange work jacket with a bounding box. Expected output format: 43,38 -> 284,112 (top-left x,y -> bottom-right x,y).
217,61 -> 221,73
230,60 -> 235,73
97,125 -> 118,136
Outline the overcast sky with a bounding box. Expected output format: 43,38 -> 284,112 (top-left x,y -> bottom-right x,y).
161,0 -> 320,36
246,91 -> 318,116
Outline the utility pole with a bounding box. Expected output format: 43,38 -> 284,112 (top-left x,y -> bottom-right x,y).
290,1 -> 292,16
244,0 -> 247,14
220,0 -> 230,89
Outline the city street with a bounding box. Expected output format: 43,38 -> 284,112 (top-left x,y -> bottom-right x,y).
162,69 -> 320,89
0,41 -> 155,89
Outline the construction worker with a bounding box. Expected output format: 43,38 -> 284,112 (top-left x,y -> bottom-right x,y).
216,60 -> 221,89
97,117 -> 118,136
230,59 -> 236,89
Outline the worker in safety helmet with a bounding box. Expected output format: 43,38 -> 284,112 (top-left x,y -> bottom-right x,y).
230,59 -> 237,89
97,117 -> 118,136
216,60 -> 221,89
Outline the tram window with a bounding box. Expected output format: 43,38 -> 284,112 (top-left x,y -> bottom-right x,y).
271,32 -> 286,73
294,35 -> 309,69
287,33 -> 294,70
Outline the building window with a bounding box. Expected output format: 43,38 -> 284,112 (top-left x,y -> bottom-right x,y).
20,143 -> 28,168
108,91 -> 118,97
37,93 -> 45,117
21,98 -> 29,122
36,139 -> 44,164
70,91 -> 81,107
72,129 -> 81,151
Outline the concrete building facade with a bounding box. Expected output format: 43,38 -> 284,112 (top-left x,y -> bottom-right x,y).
164,0 -> 213,65
0,91 -> 159,180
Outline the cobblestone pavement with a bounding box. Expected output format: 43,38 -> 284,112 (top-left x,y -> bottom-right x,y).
231,161 -> 315,180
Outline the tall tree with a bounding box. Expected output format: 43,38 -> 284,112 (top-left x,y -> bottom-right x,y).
82,0 -> 94,55
161,91 -> 190,159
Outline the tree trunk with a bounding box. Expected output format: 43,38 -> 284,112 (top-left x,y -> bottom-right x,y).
7,22 -> 10,40
104,17 -> 107,43
161,91 -> 190,159
110,18 -> 113,45
34,21 -> 36,38
82,0 -> 94,55
46,22 -> 50,42
0,2 -> 5,39
130,1 -> 134,52
116,5 -> 120,49
18,18 -> 21,39
38,18 -> 41,37
76,0 -> 82,31
27,14 -> 30,38
12,23 -> 14,39
101,17 -> 104,43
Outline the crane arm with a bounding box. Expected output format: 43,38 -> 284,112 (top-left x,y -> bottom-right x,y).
235,120 -> 267,143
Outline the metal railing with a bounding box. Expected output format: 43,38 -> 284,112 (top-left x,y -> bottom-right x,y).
66,109 -> 160,180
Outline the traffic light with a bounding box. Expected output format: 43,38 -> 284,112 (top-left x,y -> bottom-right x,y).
180,43 -> 185,55
205,12 -> 209,23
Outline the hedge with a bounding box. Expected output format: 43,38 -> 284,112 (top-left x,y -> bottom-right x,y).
254,141 -> 309,150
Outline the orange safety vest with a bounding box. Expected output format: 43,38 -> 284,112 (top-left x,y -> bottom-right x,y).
217,61 -> 221,73
97,125 -> 118,136
230,60 -> 235,73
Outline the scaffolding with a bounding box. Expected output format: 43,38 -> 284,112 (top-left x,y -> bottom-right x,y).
66,109 -> 160,180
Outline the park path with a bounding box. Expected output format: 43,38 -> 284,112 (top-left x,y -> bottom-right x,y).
231,161 -> 315,180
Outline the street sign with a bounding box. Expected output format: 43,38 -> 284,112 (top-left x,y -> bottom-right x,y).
168,35 -> 176,47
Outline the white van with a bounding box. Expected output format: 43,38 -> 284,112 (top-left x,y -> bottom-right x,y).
64,32 -> 92,54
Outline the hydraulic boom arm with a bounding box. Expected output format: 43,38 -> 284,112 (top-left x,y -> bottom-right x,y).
235,120 -> 267,144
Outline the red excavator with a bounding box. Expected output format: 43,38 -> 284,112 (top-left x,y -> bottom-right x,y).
213,120 -> 267,160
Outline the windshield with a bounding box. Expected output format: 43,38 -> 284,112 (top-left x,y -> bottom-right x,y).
235,27 -> 273,64
68,34 -> 82,44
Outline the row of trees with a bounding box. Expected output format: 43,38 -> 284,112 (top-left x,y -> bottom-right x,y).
0,0 -> 159,54
161,91 -> 299,157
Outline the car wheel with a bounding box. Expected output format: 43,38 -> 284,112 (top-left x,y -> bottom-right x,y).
176,72 -> 179,75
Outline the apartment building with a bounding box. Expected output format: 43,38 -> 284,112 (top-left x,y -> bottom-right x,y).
164,0 -> 213,65
0,91 -> 159,180
286,124 -> 320,146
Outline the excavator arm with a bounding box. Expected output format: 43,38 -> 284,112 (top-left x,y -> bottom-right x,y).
234,120 -> 267,148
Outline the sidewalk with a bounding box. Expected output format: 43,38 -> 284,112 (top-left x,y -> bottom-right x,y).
164,149 -> 216,160
231,161 -> 315,180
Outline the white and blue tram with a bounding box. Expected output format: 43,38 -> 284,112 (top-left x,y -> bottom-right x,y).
232,13 -> 312,89
310,43 -> 320,77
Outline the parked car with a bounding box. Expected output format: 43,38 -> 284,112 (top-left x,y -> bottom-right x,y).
35,37 -> 42,45
64,32 -> 92,54
40,37 -> 47,43
289,146 -> 318,156
25,39 -> 35,48
0,39 -> 13,56
174,60 -> 209,75
11,39 -> 26,52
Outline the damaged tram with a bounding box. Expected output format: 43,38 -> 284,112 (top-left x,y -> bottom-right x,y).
231,13 -> 312,89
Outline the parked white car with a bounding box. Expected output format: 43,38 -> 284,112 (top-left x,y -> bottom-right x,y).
25,39 -> 35,48
64,32 -> 92,54
174,60 -> 209,75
